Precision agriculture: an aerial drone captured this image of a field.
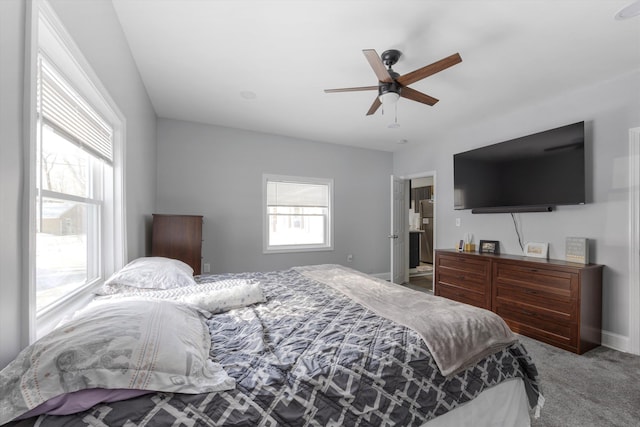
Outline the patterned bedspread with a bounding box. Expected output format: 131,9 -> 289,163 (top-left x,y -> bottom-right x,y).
14,267 -> 542,426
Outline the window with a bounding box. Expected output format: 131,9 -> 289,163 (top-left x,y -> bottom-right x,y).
27,2 -> 125,336
263,175 -> 333,253
35,57 -> 111,312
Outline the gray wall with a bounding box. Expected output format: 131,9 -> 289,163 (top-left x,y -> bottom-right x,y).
394,70 -> 640,350
0,0 -> 27,371
156,118 -> 393,275
0,0 -> 157,368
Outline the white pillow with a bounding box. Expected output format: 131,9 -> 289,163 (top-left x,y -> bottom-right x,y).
99,257 -> 196,295
0,299 -> 235,425
97,280 -> 266,314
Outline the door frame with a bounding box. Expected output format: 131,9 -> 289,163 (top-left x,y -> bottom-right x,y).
628,127 -> 640,355
394,170 -> 437,287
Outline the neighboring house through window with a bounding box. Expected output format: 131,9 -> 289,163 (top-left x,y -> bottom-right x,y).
263,174 -> 333,253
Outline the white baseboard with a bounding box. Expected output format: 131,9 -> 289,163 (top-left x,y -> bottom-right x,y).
601,330 -> 632,354
371,272 -> 390,281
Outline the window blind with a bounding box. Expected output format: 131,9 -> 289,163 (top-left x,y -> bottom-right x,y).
38,56 -> 113,163
267,181 -> 329,207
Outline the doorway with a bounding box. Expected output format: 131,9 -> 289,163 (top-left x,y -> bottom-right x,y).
399,171 -> 436,293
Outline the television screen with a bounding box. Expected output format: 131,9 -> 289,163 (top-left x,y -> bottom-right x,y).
454,122 -> 585,212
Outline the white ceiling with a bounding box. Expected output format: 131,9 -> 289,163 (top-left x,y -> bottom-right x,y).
111,0 -> 640,152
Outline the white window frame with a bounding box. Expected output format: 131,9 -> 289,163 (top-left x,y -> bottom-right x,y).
263,174 -> 334,254
23,0 -> 126,341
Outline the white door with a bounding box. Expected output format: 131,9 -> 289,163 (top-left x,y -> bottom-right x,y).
390,175 -> 406,284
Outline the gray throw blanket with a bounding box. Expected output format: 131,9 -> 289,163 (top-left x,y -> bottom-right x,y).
294,264 -> 517,376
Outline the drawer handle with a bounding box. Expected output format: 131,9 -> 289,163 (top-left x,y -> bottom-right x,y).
456,275 -> 465,280
528,268 -> 539,273
521,310 -> 536,317
524,289 -> 538,295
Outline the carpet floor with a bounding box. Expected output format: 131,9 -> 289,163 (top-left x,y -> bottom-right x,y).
518,335 -> 640,427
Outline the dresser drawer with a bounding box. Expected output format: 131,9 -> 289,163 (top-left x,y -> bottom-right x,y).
502,317 -> 578,352
494,283 -> 576,316
493,262 -> 578,302
436,282 -> 488,309
494,297 -> 577,326
496,300 -> 578,351
438,254 -> 490,278
437,269 -> 488,294
436,254 -> 490,291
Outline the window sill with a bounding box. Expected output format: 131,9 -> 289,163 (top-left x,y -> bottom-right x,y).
264,245 -> 334,255
35,280 -> 102,341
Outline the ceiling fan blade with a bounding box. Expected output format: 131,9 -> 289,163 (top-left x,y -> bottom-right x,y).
363,49 -> 393,83
366,97 -> 382,115
400,86 -> 439,106
396,53 -> 462,86
324,86 -> 378,93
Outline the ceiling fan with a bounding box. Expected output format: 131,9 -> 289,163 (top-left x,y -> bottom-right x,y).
324,49 -> 462,116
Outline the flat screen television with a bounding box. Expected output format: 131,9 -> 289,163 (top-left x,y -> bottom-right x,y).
454,121 -> 585,213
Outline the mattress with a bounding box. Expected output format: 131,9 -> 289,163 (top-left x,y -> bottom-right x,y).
424,378 -> 530,427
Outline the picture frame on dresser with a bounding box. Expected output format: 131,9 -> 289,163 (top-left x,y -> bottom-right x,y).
479,240 -> 499,254
524,241 -> 548,258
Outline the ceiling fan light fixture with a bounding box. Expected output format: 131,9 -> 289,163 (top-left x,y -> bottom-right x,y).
379,91 -> 400,106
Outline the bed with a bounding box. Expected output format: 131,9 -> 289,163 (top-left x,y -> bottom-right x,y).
1,258 -> 543,426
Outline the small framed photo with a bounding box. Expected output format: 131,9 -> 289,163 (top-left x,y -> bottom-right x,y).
479,240 -> 500,254
524,242 -> 548,258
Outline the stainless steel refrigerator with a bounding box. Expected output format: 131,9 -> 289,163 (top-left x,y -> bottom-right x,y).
419,200 -> 434,264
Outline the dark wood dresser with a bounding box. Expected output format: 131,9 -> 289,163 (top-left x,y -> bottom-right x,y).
151,214 -> 203,274
434,249 -> 603,354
